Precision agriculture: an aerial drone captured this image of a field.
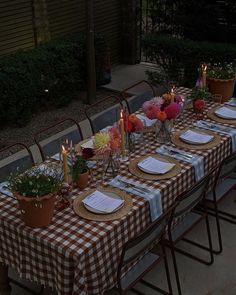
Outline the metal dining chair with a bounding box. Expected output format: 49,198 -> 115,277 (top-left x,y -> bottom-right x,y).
0,144 -> 43,294
84,95 -> 124,135
34,118 -> 83,162
204,152 -> 236,254
0,143 -> 34,182
166,174 -> 214,295
121,80 -> 156,114
113,206 -> 175,295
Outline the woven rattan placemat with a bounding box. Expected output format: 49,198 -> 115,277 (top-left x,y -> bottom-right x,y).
128,154 -> 181,180
73,188 -> 133,221
171,128 -> 221,150
207,107 -> 236,125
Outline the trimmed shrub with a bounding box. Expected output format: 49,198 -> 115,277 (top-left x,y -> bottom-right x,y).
0,33 -> 107,127
142,33 -> 236,87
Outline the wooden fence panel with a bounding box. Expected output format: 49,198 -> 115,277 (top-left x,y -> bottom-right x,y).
0,0 -> 35,56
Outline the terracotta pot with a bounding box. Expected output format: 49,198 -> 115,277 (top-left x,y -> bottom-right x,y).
76,170 -> 89,190
13,191 -> 56,228
207,77 -> 235,103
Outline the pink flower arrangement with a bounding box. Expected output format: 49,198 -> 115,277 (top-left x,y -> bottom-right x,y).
163,102 -> 181,120
142,97 -> 163,119
93,126 -> 122,154
109,126 -> 121,151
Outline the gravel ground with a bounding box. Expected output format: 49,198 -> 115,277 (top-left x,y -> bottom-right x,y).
0,88 -> 119,151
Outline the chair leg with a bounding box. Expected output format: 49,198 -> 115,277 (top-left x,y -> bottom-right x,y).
167,237 -> 182,295
162,243 -> 173,295
0,264 -> 11,295
197,201 -> 223,254
173,215 -> 214,266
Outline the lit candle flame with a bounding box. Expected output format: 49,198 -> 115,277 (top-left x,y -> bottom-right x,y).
120,110 -> 124,119
62,145 -> 66,152
202,64 -> 207,72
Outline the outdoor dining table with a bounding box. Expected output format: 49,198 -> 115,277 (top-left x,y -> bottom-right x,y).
0,87 -> 234,295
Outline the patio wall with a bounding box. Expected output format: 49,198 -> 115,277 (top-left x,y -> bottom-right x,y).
0,0 -> 122,64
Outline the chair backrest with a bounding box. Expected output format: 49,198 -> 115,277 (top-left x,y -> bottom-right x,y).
0,143 -> 34,182
119,207 -> 173,268
85,95 -> 123,134
34,118 -> 83,161
217,151 -> 236,181
172,175 -> 210,219
121,80 -> 156,113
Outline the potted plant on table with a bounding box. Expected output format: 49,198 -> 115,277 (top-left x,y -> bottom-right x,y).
8,164 -> 63,228
72,148 -> 94,189
207,62 -> 236,102
187,86 -> 209,116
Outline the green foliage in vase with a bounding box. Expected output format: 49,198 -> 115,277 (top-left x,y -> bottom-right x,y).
8,165 -> 63,198
187,86 -> 210,101
72,155 -> 88,182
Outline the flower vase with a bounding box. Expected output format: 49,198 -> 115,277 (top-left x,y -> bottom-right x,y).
104,152 -> 119,177
156,121 -> 171,144
126,133 -> 135,153
76,170 -> 89,190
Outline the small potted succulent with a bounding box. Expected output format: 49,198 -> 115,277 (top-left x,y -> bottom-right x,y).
207,62 -> 236,102
72,148 -> 94,189
8,164 -> 63,228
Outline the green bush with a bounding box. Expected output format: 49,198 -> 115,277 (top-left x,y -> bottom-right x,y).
142,33 -> 236,88
0,33 -> 107,127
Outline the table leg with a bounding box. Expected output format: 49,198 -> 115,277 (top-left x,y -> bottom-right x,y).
0,264 -> 11,295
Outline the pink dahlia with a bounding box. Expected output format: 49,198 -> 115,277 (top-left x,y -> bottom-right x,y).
164,102 -> 181,120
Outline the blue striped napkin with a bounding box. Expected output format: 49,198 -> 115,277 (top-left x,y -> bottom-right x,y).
156,146 -> 204,181
109,175 -> 162,221
194,120 -> 236,152
0,181 -> 13,198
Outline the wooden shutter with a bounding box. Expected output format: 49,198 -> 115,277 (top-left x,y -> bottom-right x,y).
47,0 -> 122,64
0,0 -> 35,56
47,0 -> 86,37
94,0 -> 122,64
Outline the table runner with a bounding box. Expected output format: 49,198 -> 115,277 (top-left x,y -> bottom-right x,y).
0,88 -> 233,295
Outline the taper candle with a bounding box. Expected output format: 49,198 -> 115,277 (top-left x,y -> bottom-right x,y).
120,110 -> 125,157
202,64 -> 207,87
62,145 -> 69,183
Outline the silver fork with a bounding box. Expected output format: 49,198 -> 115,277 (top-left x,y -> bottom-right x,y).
162,146 -> 193,160
117,179 -> 150,194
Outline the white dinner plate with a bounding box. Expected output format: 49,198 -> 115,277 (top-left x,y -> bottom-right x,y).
180,130 -> 214,145
83,191 -> 124,214
214,107 -> 236,119
137,156 -> 175,175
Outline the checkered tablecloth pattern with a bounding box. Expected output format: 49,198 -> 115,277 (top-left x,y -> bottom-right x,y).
0,87 -> 233,295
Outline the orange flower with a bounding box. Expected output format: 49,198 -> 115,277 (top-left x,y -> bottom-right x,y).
162,93 -> 172,103
157,111 -> 167,122
128,114 -> 138,123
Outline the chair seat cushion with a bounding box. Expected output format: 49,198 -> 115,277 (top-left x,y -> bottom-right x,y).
206,177 -> 236,202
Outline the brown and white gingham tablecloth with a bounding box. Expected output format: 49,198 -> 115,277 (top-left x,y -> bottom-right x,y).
0,88 -> 233,295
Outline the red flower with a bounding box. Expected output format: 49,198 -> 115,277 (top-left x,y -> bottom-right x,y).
194,99 -> 205,110
81,148 -> 95,159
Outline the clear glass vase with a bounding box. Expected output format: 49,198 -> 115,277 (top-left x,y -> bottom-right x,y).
103,152 -> 120,178
156,120 -> 171,144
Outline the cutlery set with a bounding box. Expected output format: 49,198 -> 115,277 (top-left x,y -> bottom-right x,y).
116,178 -> 151,194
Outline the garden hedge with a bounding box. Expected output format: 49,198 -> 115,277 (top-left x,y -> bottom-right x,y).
142,33 -> 236,88
0,33 -> 107,127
